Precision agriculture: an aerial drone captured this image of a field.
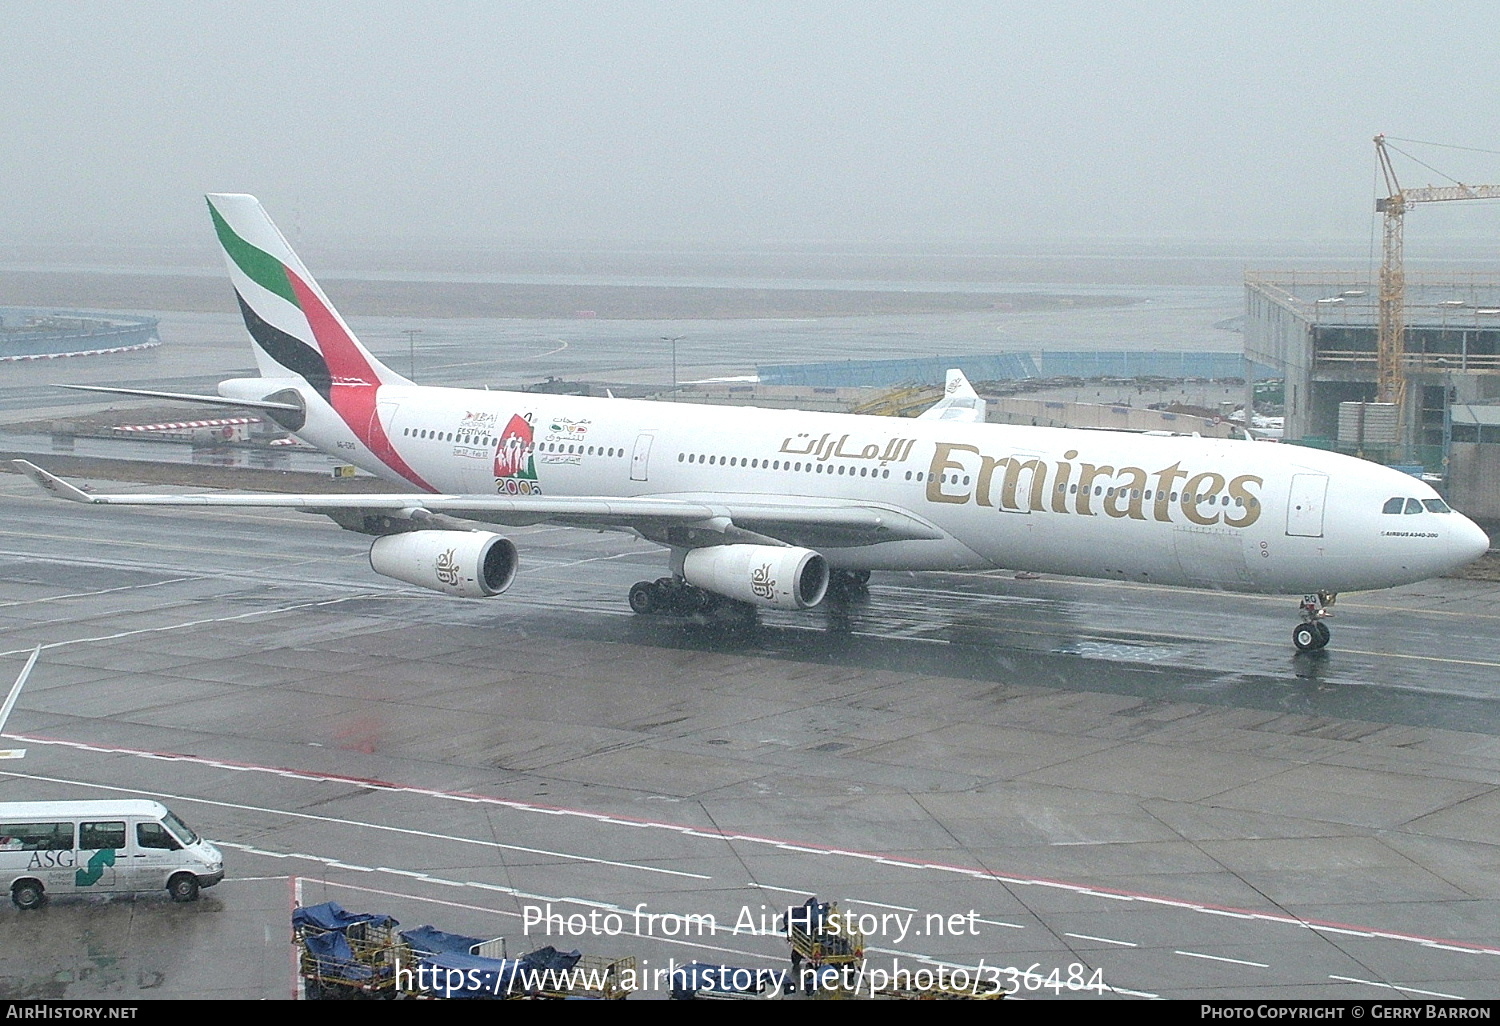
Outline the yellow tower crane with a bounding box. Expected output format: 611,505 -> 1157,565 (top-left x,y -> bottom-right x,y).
1374,134 -> 1500,422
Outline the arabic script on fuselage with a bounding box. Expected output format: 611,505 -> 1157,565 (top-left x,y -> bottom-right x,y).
779,433 -> 917,464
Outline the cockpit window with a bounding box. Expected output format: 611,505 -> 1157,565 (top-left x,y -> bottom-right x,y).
1422,498 -> 1452,514
1382,497 -> 1404,514
1404,498 -> 1424,514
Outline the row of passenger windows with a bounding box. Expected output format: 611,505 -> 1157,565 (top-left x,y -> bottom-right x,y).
910,472 -> 1257,506
539,443 -> 623,457
399,428 -> 627,460
1383,497 -> 1452,514
402,428 -> 493,445
0,821 -> 177,851
675,455 -> 1258,507
678,453 -> 892,478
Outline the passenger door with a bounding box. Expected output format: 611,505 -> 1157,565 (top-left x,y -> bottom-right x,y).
630,433 -> 654,483
128,819 -> 183,892
1286,473 -> 1329,538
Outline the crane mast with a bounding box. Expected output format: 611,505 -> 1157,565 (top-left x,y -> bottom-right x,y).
1373,135 -> 1500,436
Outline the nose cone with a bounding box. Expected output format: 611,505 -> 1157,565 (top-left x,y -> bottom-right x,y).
1454,514 -> 1491,566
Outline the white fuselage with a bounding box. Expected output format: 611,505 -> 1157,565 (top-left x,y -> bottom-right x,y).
292,383 -> 1490,596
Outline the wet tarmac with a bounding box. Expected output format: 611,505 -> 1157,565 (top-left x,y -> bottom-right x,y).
0,474 -> 1497,1001
2,287 -> 1497,1001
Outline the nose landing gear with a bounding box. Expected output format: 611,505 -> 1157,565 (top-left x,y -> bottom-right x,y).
1293,591 -> 1337,651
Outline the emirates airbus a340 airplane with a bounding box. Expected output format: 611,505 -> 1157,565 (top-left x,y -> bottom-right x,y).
15,194 -> 1491,651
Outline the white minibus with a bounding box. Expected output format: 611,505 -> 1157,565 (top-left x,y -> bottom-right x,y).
0,799 -> 223,909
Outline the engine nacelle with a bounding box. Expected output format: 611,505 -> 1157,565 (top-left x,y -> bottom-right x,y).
682,544 -> 829,610
368,531 -> 518,598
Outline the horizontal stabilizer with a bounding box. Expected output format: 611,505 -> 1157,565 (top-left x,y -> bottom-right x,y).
60,384 -> 302,412
11,460 -> 99,502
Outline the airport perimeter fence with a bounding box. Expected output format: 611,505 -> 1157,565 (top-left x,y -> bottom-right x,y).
756,352 -> 1276,389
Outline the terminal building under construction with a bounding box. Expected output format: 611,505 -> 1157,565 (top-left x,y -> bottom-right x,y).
1245,271 -> 1500,519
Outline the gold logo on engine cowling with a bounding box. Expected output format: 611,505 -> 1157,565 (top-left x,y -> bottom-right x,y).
750,563 -> 776,600
435,548 -> 461,587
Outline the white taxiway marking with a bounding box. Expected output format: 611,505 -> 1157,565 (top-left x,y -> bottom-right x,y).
1327,976 -> 1464,1000
10,734 -> 1500,961
1,768 -> 709,881
1175,951 -> 1269,968
844,897 -> 918,912
1065,933 -> 1137,947
0,595 -> 369,659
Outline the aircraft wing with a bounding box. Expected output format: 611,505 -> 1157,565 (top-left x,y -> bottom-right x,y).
11,460 -> 944,548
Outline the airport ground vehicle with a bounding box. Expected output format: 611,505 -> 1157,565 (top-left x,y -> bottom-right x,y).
293,901 -> 635,1000
1,799 -> 223,909
782,898 -> 865,998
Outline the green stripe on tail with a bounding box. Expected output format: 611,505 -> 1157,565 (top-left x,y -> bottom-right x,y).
207,199 -> 299,306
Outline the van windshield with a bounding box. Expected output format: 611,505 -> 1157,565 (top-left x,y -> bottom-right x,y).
163,810 -> 199,845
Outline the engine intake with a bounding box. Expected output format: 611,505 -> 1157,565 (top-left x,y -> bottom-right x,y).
682,544 -> 828,609
368,531 -> 518,598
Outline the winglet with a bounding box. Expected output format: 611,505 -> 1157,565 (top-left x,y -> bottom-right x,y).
917,369 -> 987,424
10,461 -> 100,503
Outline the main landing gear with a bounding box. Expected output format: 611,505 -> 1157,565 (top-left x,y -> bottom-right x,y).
628,577 -> 758,628
825,569 -> 871,604
1292,591 -> 1337,652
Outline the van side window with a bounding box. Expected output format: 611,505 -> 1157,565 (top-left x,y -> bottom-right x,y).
0,821 -> 73,851
137,822 -> 181,851
80,821 -> 126,850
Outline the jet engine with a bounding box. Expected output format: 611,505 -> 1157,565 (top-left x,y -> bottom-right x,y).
368,531 -> 518,598
681,544 -> 829,609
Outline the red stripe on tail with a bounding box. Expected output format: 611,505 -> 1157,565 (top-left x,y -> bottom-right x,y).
285,271 -> 435,492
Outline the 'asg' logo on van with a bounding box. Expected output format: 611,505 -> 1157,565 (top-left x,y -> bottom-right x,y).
27,849 -> 76,869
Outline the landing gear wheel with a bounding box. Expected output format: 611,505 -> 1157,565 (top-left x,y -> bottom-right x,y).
673,585 -> 710,615
1292,622 -> 1330,652
168,873 -> 199,902
826,569 -> 871,604
628,581 -> 658,615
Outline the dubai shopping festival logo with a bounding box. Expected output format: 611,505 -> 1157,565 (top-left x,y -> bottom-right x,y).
494,413 -> 542,495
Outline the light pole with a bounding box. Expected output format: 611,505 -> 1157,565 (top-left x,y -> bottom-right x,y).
661,336 -> 684,401
403,329 -> 423,380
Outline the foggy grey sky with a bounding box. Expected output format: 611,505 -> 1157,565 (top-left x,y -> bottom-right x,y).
6,1 -> 1500,253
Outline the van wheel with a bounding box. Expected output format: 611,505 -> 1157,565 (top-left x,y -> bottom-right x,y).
12,880 -> 44,910
167,873 -> 199,902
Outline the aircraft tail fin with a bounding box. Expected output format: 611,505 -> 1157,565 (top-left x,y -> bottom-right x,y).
205,194 -> 409,394
918,368 -> 987,424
